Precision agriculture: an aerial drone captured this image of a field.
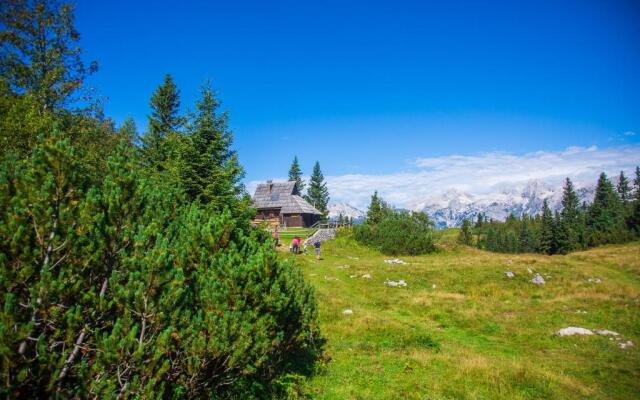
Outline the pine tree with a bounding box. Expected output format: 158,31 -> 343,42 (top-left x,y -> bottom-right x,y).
0,0 -> 97,111
587,172 -> 625,245
179,83 -> 244,210
457,218 -> 474,246
475,212 -> 484,228
305,161 -> 329,220
366,191 -> 383,224
538,199 -> 555,254
288,156 -> 305,193
617,171 -> 631,204
118,117 -> 138,145
556,178 -> 581,253
627,166 -> 640,233
140,74 -> 183,172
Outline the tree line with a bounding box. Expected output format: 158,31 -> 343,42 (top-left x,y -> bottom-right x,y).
459,170 -> 640,254
0,0 -> 320,397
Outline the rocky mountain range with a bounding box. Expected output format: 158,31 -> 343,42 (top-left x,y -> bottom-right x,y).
329,180 -> 596,229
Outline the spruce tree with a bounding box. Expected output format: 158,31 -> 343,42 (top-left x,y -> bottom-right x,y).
475,212 -> 484,228
0,0 -> 97,111
627,166 -> 640,233
366,191 -> 383,224
617,171 -> 631,204
117,117 -> 138,145
556,178 -> 581,253
457,218 -> 474,246
538,199 -> 555,254
288,155 -> 305,193
179,83 -> 244,210
587,172 -> 625,245
305,161 -> 329,220
140,74 -> 183,172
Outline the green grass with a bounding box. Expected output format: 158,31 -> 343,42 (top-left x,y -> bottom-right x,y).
289,229 -> 640,399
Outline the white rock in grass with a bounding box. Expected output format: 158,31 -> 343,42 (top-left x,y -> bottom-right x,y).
432,284 -> 437,289
361,273 -> 372,279
342,309 -> 353,315
587,278 -> 602,283
505,271 -> 515,278
384,279 -> 407,287
527,267 -> 533,274
619,340 -> 634,349
557,327 -> 594,336
529,273 -> 545,285
595,329 -> 620,337
384,258 -> 408,265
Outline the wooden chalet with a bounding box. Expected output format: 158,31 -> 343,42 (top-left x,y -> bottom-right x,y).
252,181 -> 322,228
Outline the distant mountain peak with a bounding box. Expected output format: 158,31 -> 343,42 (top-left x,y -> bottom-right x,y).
417,182 -> 595,229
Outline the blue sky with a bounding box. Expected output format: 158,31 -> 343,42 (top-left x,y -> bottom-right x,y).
75,0 -> 640,207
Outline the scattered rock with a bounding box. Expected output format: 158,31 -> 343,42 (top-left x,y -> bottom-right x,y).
361,273 -> 372,279
587,278 -> 602,284
432,284 -> 437,289
575,310 -> 588,314
384,258 -> 408,265
348,256 -> 360,260
384,279 -> 407,287
324,276 -> 338,281
595,329 -> 620,337
342,309 -> 353,315
349,274 -> 358,278
505,271 -> 515,278
530,273 -> 545,285
619,340 -> 634,349
527,267 -> 533,274
557,327 -> 594,336
336,265 -> 350,269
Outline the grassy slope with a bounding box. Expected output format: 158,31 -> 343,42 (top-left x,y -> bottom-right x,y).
293,229 -> 640,399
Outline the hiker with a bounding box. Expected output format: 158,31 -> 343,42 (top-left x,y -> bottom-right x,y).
292,237 -> 300,254
314,240 -> 321,260
272,226 -> 279,246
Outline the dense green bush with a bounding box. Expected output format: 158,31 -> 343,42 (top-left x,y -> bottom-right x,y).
353,210 -> 436,255
0,137 -> 320,398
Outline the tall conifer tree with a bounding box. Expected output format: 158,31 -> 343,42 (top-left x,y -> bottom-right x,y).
587,172 -> 625,245
305,161 -> 329,220
538,199 -> 556,254
140,74 -> 183,171
0,0 -> 97,111
366,191 -> 383,224
627,166 -> 640,233
179,83 -> 244,209
288,156 -> 305,193
617,171 -> 631,204
557,178 -> 581,253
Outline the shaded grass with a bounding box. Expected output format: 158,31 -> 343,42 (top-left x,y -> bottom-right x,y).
291,230 -> 640,399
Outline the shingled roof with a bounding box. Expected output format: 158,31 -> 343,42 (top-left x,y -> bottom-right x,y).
253,181 -> 322,215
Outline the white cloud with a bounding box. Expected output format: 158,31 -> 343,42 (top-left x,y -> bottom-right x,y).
623,131 -> 637,137
248,145 -> 640,211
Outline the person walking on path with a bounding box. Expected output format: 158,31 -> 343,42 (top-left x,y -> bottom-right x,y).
272,226 -> 279,247
314,240 -> 321,260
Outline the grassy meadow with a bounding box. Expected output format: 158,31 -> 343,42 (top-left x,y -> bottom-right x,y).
290,229 -> 640,399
